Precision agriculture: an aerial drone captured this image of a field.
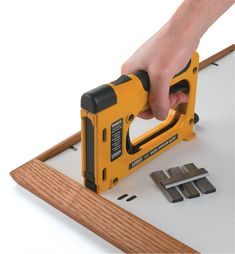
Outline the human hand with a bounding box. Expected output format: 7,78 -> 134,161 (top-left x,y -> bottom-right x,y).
121,0 -> 234,120
121,23 -> 199,120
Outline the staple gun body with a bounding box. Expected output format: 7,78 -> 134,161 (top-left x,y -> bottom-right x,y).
81,52 -> 199,193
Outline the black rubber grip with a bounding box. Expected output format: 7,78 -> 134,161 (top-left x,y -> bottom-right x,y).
169,80 -> 189,94
134,60 -> 191,93
134,70 -> 150,91
84,117 -> 97,192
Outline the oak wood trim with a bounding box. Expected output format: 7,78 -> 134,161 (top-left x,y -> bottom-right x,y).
10,159 -> 198,253
35,132 -> 81,161
199,44 -> 234,70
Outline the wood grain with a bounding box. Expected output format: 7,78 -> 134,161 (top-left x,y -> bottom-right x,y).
199,44 -> 234,70
10,159 -> 198,254
35,132 -> 81,161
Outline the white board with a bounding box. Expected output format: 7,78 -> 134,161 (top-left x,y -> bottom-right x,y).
45,51 -> 235,253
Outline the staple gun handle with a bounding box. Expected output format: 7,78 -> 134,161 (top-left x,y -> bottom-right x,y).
134,60 -> 191,94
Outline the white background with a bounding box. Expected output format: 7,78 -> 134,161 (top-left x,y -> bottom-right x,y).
0,1 -> 234,253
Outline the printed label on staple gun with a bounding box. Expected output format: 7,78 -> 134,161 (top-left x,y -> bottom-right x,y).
129,134 -> 178,169
111,118 -> 123,161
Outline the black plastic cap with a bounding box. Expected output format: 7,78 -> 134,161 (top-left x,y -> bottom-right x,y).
134,60 -> 191,92
194,113 -> 200,124
134,70 -> 150,91
81,84 -> 117,113
85,180 -> 97,192
112,75 -> 131,85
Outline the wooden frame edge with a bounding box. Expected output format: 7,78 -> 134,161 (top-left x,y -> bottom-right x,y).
35,132 -> 81,161
10,159 -> 198,253
199,44 -> 234,70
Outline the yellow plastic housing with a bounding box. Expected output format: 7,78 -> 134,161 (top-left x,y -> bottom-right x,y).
81,52 -> 199,193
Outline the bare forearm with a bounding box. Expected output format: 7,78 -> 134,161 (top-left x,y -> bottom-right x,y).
167,0 -> 235,41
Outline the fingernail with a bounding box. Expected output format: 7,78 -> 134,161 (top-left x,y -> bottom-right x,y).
154,112 -> 168,120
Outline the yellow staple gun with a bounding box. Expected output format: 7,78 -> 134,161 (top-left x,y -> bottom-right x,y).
81,52 -> 199,193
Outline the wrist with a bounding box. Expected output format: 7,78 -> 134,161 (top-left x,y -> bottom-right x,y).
166,0 -> 235,43
163,20 -> 200,51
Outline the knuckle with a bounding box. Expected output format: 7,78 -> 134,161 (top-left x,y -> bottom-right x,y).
149,65 -> 171,83
121,61 -> 130,74
155,112 -> 168,120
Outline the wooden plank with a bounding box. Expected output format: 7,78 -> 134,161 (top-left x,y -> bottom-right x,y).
199,44 -> 234,70
10,159 -> 198,254
35,132 -> 81,161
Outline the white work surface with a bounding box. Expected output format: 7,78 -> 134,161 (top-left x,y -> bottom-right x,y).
46,52 -> 235,253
